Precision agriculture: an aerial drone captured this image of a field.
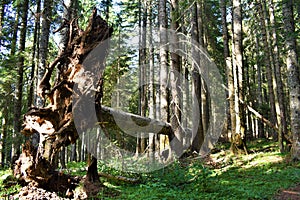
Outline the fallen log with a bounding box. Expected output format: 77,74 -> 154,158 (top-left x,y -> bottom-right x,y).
99,106 -> 174,136
98,172 -> 140,184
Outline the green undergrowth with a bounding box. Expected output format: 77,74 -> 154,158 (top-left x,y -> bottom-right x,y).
100,140 -> 300,200
0,140 -> 299,199
0,169 -> 21,198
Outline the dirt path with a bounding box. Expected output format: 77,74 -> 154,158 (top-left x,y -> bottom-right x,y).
275,184 -> 300,200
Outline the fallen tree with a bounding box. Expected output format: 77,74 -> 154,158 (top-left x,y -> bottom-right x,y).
99,106 -> 173,136
14,8 -> 113,194
13,8 -> 178,198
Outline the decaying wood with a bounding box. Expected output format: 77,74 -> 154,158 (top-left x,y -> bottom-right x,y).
14,7 -> 179,198
99,106 -> 174,136
14,8 -> 113,192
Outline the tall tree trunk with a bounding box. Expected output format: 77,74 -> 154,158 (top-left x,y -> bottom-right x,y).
1,98 -> 8,166
255,35 -> 265,138
0,0 -> 8,166
255,0 -> 277,140
147,0 -> 155,161
231,0 -> 247,154
10,6 -> 19,56
198,0 -> 210,143
13,0 -> 29,157
268,0 -> 287,152
139,0 -> 148,153
282,0 -> 300,161
158,0 -> 170,159
37,0 -> 53,107
220,0 -> 234,140
71,143 -> 77,161
169,0 -> 184,156
9,4 -> 19,163
28,0 -> 41,108
191,2 -> 204,153
136,0 -> 142,155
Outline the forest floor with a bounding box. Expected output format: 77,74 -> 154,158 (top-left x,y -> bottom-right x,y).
0,139 -> 299,199
275,184 -> 300,200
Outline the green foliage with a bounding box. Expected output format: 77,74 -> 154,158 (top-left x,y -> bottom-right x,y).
64,161 -> 86,176
0,169 -> 21,198
1,142 -> 298,199
78,0 -> 97,29
99,142 -> 300,200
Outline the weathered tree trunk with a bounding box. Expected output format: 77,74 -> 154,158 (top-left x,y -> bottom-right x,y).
147,0 -> 155,161
27,0 -> 41,109
191,2 -> 204,153
138,0 -> 148,154
267,0 -> 287,152
282,0 -> 300,161
37,0 -> 53,107
158,0 -> 170,159
220,0 -> 233,141
9,5 -> 19,164
230,0 -> 247,154
1,96 -> 8,166
255,35 -> 265,138
13,0 -> 29,157
255,0 -> 277,140
14,9 -> 113,190
170,0 -> 184,156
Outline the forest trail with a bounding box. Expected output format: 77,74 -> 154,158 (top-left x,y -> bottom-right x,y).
275,185 -> 300,200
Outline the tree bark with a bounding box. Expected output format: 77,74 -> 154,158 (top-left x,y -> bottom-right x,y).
268,0 -> 287,152
255,35 -> 265,138
158,0 -> 170,159
28,0 -> 41,108
13,0 -> 29,156
191,2 -> 204,153
170,0 -> 184,156
231,0 -> 247,154
282,0 -> 300,161
220,0 -> 234,140
14,9 -> 113,189
1,96 -> 8,166
87,154 -> 99,183
138,0 -> 148,153
255,0 -> 277,140
37,0 -> 53,107
147,0 -> 155,161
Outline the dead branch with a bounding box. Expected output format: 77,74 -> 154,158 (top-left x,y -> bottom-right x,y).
99,106 -> 174,136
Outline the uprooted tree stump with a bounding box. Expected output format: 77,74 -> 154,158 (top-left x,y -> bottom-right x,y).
13,8 -> 113,197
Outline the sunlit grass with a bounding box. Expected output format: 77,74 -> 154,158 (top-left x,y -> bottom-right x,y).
0,140 -> 299,200
103,140 -> 300,200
